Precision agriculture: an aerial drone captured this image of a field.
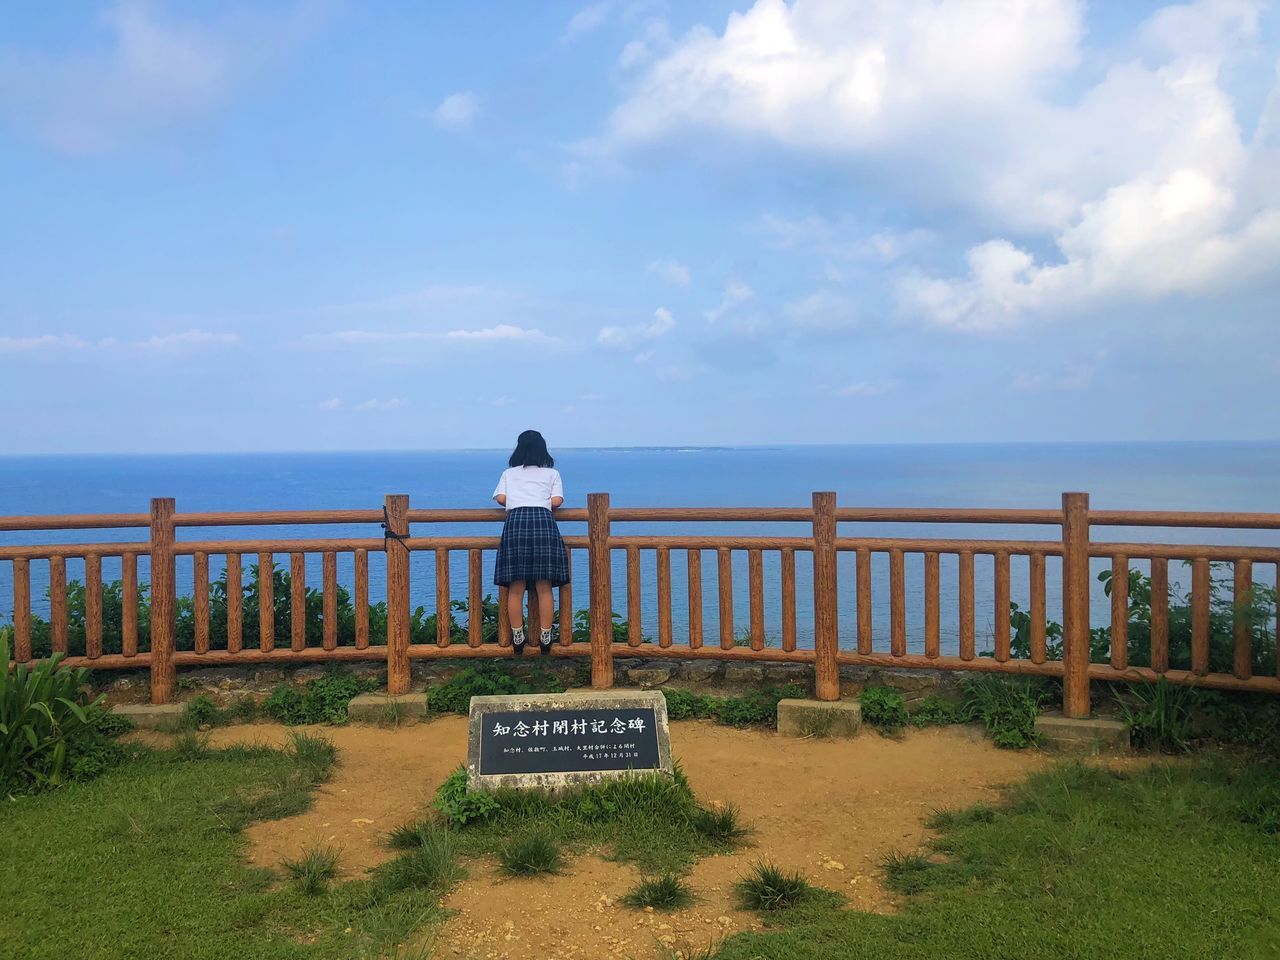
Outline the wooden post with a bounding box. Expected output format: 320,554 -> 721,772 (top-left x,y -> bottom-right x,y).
323,551 -> 339,651
781,547 -> 797,652
49,557 -> 67,655
890,548 -> 905,657
749,548 -> 765,651
258,552 -> 275,651
85,554 -> 103,660
1029,552 -> 1046,664
121,553 -> 138,657
290,553 -> 306,652
559,546 -> 573,646
587,493 -> 613,688
1061,492 -> 1091,719
1191,558 -> 1210,675
467,549 -> 483,648
193,552 -> 209,655
657,546 -> 672,648
958,551 -> 974,661
855,547 -> 872,655
924,551 -> 939,659
13,558 -> 31,662
1110,555 -> 1128,671
717,548 -> 734,649
225,553 -> 242,654
149,498 -> 176,705
385,494 -> 411,694
812,491 -> 839,702
355,548 -> 370,649
1233,559 -> 1252,680
627,545 -> 642,646
687,549 -> 703,649
1150,558 -> 1169,673
436,549 -> 451,648
993,550 -> 1010,663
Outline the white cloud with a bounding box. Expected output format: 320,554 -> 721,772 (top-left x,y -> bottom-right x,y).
318,397 -> 342,410
598,307 -> 676,348
0,1 -> 321,153
647,257 -> 691,286
704,282 -> 752,322
0,334 -> 91,353
137,329 -> 240,350
356,398 -> 406,411
783,290 -> 857,331
331,324 -> 549,344
432,91 -> 479,129
0,329 -> 239,353
598,0 -> 1280,331
837,381 -> 893,397
563,2 -> 613,42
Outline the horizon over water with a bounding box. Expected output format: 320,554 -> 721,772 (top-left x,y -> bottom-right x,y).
3,441 -> 1278,653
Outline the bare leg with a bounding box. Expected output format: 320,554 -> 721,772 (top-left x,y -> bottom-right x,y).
536,581 -> 554,636
506,580 -> 526,637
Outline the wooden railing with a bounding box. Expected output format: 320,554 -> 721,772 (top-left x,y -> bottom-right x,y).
3,492 -> 1278,716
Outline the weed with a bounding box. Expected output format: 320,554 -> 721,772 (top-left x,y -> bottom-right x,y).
386,818 -> 436,850
1121,678 -> 1196,753
910,694 -> 963,727
426,662 -> 565,714
692,803 -> 752,844
181,695 -> 220,729
796,708 -> 840,738
498,831 -> 564,876
661,685 -> 804,727
282,843 -> 340,895
262,668 -> 376,725
734,861 -> 830,911
860,685 -> 909,729
961,676 -> 1047,748
621,873 -> 695,910
435,767 -> 501,826
373,824 -> 464,893
172,730 -> 213,761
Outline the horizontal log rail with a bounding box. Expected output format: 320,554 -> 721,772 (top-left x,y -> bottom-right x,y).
4,491 -> 1279,712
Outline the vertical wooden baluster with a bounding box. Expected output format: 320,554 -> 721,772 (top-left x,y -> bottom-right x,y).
498,585 -> 511,647
225,553 -> 242,654
149,498 -> 176,705
258,553 -> 275,652
468,549 -> 483,647
121,553 -> 137,658
812,491 -> 839,702
526,582 -> 538,642
924,551 -> 939,659
587,492 -> 613,688
749,548 -> 765,651
13,558 -> 31,662
1233,559 -> 1253,680
889,549 -> 906,657
384,494 -> 411,694
687,549 -> 703,649
559,546 -> 572,646
84,554 -> 103,660
781,547 -> 796,653
994,550 -> 1010,663
435,549 -> 451,648
1150,558 -> 1169,673
1110,555 -> 1128,671
323,551 -> 338,651
1029,552 -> 1046,664
856,547 -> 872,655
291,552 -> 306,652
193,551 -> 209,655
718,547 -> 734,649
959,550 -> 974,661
355,548 -> 369,649
1191,558 -> 1210,676
49,557 -> 67,656
657,546 -> 672,649
627,545 -> 642,646
1060,492 -> 1092,719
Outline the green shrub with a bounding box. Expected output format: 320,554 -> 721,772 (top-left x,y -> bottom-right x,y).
93,711 -> 135,738
426,662 -> 565,714
692,803 -> 751,844
435,766 -> 501,827
261,668 -> 375,726
961,677 -> 1046,749
371,823 -> 463,893
662,685 -> 803,727
1121,678 -> 1196,753
860,686 -> 909,729
662,688 -> 717,720
911,695 -> 962,727
498,831 -> 564,876
182,695 -> 220,729
621,873 -> 694,910
1,630 -> 117,791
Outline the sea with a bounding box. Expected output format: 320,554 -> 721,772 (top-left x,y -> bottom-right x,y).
2,443 -> 1278,655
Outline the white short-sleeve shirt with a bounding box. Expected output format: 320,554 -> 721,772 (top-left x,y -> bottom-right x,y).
493,466 -> 564,511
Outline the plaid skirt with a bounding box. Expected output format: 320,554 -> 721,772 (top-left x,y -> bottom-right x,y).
493,507 -> 570,586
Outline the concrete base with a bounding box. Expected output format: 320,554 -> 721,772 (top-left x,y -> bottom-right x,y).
1034,712 -> 1130,753
776,698 -> 862,739
111,703 -> 185,731
347,692 -> 429,723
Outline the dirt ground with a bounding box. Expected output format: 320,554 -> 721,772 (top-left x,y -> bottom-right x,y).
172,718 -> 1046,960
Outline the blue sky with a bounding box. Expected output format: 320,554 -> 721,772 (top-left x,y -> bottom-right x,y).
2,0 -> 1279,454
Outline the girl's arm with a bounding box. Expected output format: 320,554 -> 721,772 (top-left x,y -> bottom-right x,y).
492,472 -> 507,507
550,470 -> 564,510
495,494 -> 508,506
550,496 -> 563,509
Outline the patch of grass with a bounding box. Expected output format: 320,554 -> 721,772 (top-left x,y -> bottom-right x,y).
910,694 -> 963,727
425,661 -> 566,714
2,735 -> 450,959
206,732 -> 337,832
662,685 -> 806,727
282,843 -> 340,895
1120,677 -> 1196,753
181,695 -> 221,729
172,730 -> 213,760
386,817 -> 436,850
436,763 -> 747,874
711,757 -> 1280,960
733,861 -> 836,912
621,873 -> 695,910
261,667 -> 377,726
796,708 -> 840,738
371,823 -> 464,893
960,676 -> 1047,748
498,831 -> 564,876
859,685 -> 909,730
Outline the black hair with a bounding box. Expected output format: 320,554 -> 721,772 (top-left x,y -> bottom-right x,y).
508,429 -> 554,468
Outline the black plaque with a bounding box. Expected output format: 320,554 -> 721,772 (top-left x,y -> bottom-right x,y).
478,706 -> 661,776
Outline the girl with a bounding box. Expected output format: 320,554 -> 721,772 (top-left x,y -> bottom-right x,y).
492,430 -> 569,655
